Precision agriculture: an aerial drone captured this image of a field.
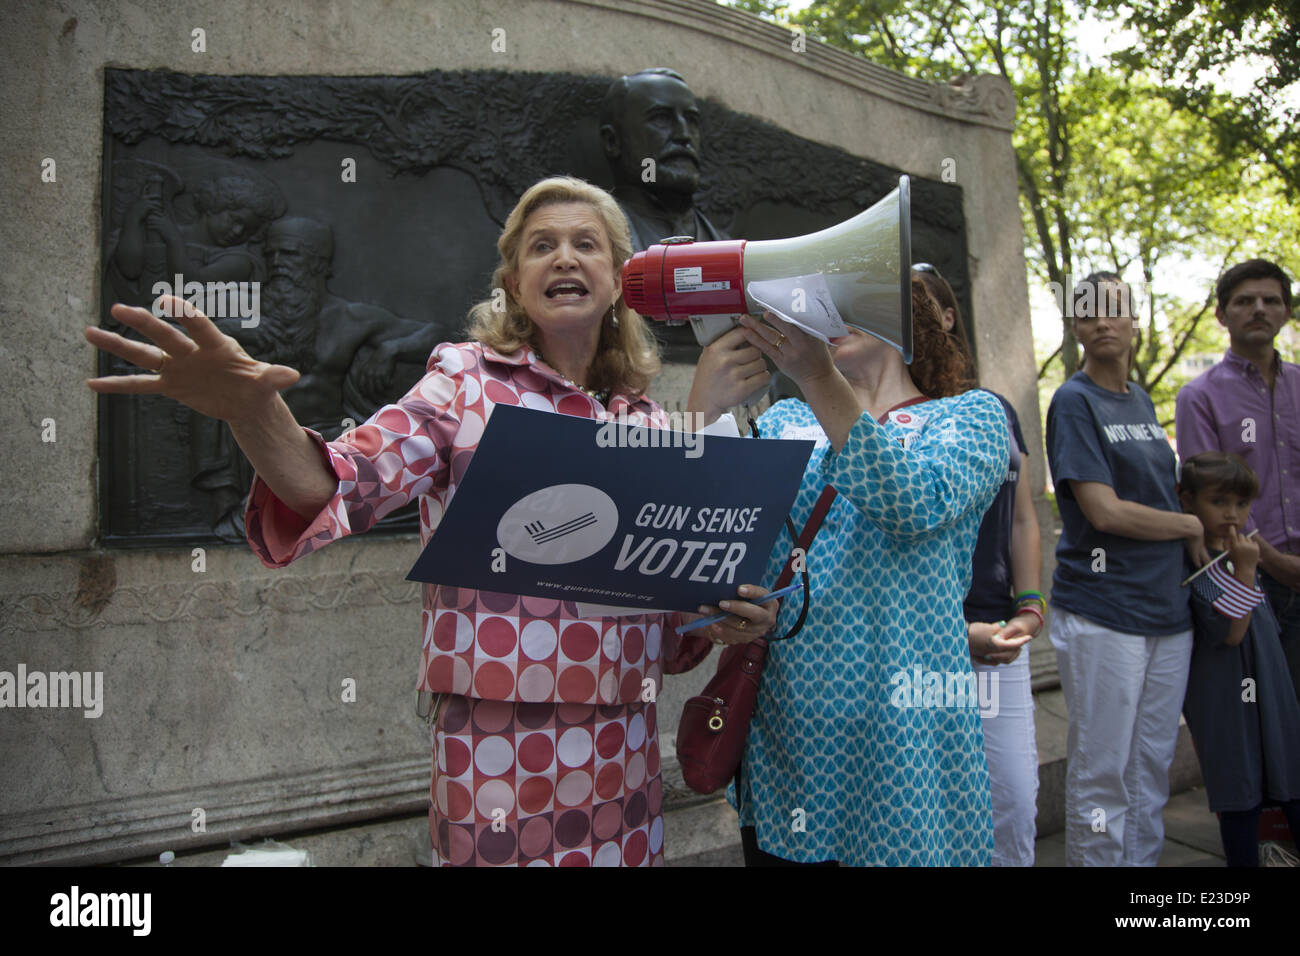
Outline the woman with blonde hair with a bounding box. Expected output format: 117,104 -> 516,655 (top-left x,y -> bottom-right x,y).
86,176 -> 775,867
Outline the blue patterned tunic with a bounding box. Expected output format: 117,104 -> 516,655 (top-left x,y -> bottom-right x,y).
729,391 -> 1010,865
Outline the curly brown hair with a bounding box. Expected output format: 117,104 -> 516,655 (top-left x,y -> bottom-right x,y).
914,269 -> 978,384
908,276 -> 976,398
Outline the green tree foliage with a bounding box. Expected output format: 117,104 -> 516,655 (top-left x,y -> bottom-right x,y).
1097,0 -> 1300,201
724,0 -> 1299,430
730,0 -> 1104,377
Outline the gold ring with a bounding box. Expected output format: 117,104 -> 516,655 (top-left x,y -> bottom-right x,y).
774,333 -> 786,350
734,617 -> 749,631
154,351 -> 171,374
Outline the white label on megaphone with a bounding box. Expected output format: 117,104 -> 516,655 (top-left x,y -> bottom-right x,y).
746,273 -> 848,343
674,266 -> 730,293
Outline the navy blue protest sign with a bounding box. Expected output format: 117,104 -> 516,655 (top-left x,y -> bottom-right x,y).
406,405 -> 814,612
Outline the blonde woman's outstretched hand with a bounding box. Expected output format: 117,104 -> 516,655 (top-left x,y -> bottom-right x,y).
85,296 -> 300,426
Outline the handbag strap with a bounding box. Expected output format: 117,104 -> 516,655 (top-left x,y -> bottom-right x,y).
774,484 -> 838,591
760,483 -> 838,644
745,412 -> 838,594
733,484 -> 837,813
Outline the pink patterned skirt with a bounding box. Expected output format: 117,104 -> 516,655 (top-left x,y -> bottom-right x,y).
429,694 -> 665,866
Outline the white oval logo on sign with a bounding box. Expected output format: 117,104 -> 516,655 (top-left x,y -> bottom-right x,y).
497,484 -> 619,565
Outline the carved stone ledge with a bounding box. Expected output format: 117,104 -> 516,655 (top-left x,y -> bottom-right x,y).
566,0 -> 1016,130
0,746 -> 718,865
0,755 -> 430,866
0,568 -> 420,634
931,74 -> 1018,128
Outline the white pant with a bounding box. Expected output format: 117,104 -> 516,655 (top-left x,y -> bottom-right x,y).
975,651 -> 1038,866
1050,606 -> 1192,866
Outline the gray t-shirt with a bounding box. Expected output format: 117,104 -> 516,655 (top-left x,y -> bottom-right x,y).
1046,372 -> 1190,634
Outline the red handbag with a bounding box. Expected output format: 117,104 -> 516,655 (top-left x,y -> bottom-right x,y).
675,485 -> 838,795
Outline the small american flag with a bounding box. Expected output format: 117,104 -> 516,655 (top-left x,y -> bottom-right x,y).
1193,561 -> 1265,620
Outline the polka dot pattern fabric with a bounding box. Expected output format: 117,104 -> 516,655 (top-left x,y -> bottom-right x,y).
243,342 -> 695,867
430,695 -> 664,866
245,342 -> 675,707
731,392 -> 1009,866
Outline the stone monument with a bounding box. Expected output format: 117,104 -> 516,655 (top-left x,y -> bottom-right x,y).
0,0 -> 1033,865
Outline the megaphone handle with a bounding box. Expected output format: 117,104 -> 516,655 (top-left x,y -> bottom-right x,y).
690,314 -> 742,347
687,314 -> 769,410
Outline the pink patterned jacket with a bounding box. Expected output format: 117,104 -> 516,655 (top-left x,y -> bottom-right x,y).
244,341 -> 706,705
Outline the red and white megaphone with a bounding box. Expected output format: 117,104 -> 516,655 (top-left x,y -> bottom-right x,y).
622,175 -> 913,363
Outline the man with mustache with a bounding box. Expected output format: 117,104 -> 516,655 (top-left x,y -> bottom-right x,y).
1176,258 -> 1300,698
192,216 -> 427,538
221,216 -> 430,437
600,69 -> 728,360
600,68 -> 725,253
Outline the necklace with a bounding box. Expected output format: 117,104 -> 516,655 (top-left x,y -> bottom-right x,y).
534,347 -> 612,405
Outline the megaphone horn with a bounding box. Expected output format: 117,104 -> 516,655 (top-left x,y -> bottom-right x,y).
622,175 -> 913,363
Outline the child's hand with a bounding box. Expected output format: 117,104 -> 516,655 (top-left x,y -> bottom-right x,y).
1226,527 -> 1260,582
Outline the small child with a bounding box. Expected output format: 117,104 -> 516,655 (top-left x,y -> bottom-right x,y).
1179,452 -> 1300,866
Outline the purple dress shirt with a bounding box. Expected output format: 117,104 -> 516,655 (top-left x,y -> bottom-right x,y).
1175,349 -> 1300,555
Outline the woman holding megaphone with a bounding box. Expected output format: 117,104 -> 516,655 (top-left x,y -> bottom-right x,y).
687,278 -> 1009,866
85,176 -> 775,867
